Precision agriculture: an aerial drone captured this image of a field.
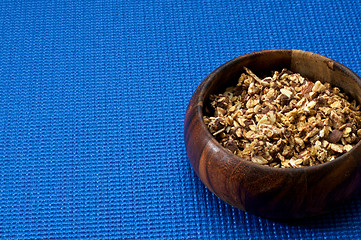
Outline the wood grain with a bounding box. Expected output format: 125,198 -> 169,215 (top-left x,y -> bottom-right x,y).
184,49 -> 361,219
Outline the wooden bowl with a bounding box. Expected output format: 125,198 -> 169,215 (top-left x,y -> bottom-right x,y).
184,49 -> 361,219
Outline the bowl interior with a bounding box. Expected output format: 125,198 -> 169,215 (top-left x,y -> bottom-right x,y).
202,50 -> 361,114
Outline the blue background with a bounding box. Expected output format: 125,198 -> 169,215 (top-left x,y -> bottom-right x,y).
1,1 -> 361,239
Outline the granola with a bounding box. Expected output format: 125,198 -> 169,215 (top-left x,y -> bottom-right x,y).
203,67 -> 361,168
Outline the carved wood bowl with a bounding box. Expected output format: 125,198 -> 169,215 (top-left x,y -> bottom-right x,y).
184,49 -> 361,219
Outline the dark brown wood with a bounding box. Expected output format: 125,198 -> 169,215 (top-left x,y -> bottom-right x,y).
184,49 -> 361,219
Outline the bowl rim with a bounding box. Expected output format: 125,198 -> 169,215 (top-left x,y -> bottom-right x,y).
194,48 -> 361,173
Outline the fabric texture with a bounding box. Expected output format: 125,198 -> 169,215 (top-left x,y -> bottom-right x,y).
1,0 -> 361,239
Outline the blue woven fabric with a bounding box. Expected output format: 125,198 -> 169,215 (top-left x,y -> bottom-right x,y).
1,0 -> 361,239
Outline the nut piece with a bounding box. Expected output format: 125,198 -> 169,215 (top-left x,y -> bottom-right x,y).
204,67 -> 361,168
328,130 -> 343,143
330,143 -> 343,153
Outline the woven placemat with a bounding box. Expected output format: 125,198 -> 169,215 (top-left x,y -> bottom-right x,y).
1,1 -> 361,239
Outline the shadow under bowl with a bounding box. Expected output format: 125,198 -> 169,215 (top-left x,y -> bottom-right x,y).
184,49 -> 361,219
